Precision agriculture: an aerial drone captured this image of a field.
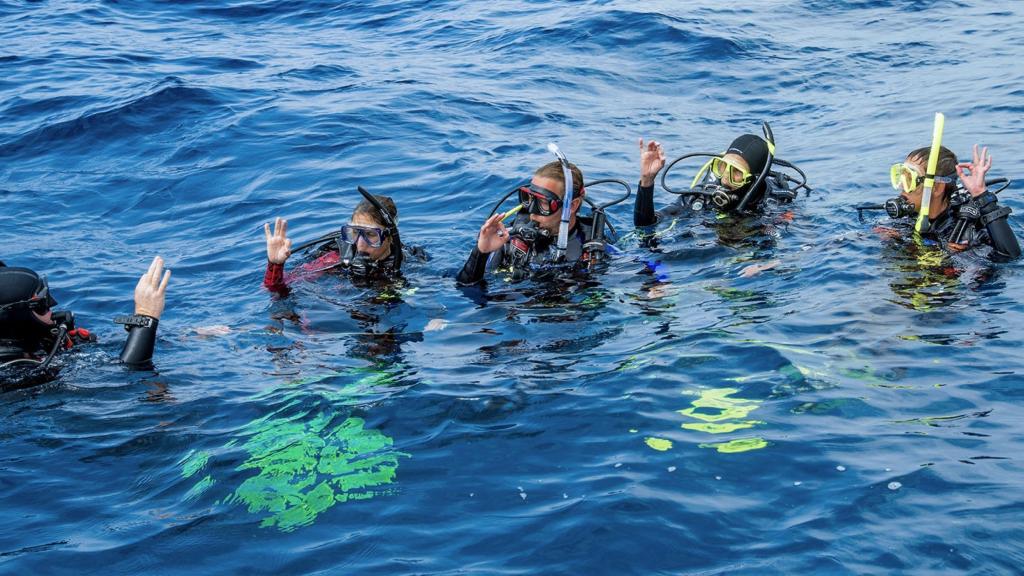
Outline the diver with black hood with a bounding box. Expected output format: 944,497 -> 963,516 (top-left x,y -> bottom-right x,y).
634,123 -> 811,227
0,256 -> 171,391
263,186 -> 426,295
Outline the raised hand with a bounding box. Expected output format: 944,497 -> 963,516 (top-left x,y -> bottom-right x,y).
477,213 -> 511,254
956,144 -> 992,198
264,217 -> 293,264
134,256 -> 171,319
639,137 -> 666,187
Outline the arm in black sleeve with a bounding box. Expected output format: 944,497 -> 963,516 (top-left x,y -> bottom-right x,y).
119,317 -> 159,369
634,181 -> 658,227
456,247 -> 491,286
977,192 -> 1021,261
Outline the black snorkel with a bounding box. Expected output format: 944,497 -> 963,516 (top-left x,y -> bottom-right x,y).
357,185 -> 403,271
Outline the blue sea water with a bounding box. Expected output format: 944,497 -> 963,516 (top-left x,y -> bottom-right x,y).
3,0 -> 1024,573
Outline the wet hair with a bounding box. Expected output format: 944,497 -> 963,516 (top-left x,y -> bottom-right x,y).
907,145 -> 958,178
534,161 -> 585,199
352,195 -> 398,227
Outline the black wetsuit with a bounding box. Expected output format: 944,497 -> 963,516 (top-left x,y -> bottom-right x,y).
928,190 -> 1020,261
634,175 -> 796,228
456,215 -> 599,285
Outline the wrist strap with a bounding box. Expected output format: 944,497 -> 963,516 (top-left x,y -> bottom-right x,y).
981,205 -> 1012,226
114,314 -> 157,331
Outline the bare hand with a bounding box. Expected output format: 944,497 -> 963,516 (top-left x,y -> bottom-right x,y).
739,260 -> 780,278
477,213 -> 510,254
639,138 -> 666,187
264,217 -> 293,264
955,144 -> 992,198
134,256 -> 171,319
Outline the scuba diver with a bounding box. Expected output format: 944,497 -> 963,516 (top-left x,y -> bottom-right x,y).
263,187 -> 427,296
634,122 -> 810,227
456,144 -> 629,285
0,256 -> 171,391
866,144 -> 1020,261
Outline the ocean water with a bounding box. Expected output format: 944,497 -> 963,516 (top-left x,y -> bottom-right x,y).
2,1 -> 1024,574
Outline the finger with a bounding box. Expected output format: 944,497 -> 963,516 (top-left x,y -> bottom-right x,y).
158,269 -> 171,294
638,137 -> 644,152
972,144 -> 980,164
146,255 -> 160,280
150,257 -> 164,288
264,222 -> 272,242
280,218 -> 288,239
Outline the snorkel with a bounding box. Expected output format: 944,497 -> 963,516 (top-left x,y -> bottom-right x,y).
356,186 -> 403,270
548,143 -> 575,262
914,113 -> 946,235
734,122 -> 776,213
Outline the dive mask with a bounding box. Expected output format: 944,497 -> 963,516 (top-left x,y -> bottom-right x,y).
889,162 -> 954,192
692,157 -> 753,191
517,184 -> 562,217
341,224 -> 389,248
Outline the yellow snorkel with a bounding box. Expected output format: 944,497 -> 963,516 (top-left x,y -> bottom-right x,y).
914,112 -> 945,234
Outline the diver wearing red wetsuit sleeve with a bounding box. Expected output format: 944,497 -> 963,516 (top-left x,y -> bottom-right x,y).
261,186 -> 426,295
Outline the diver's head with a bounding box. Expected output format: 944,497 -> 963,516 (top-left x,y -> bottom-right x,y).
709,134 -> 771,211
344,195 -> 398,261
524,160 -> 585,236
0,265 -> 58,347
889,146 -> 957,220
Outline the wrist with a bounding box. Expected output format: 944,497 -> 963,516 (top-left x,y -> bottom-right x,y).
134,306 -> 162,319
976,190 -> 997,208
640,177 -> 655,188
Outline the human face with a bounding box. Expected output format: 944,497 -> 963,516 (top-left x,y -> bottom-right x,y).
717,153 -> 751,191
898,156 -> 949,218
528,175 -> 581,235
349,212 -> 392,260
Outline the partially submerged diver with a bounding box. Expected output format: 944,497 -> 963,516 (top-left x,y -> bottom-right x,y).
263,187 -> 426,296
634,123 -> 809,227
456,145 -> 619,285
879,144 -> 1020,261
0,256 -> 171,391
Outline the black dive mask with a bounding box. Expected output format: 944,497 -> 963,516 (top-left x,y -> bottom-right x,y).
884,196 -> 916,219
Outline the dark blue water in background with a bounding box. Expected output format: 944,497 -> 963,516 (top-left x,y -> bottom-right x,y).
3,1 -> 1024,574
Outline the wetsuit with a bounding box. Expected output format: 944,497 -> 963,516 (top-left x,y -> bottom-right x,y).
928,190 -> 1020,261
634,174 -> 796,228
264,242 -> 427,295
0,263 -> 161,388
456,215 -> 602,285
